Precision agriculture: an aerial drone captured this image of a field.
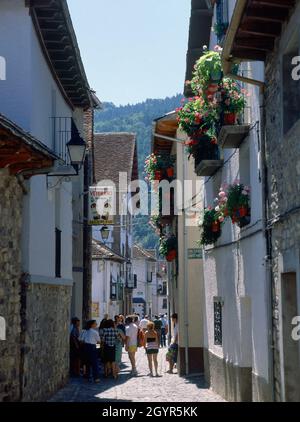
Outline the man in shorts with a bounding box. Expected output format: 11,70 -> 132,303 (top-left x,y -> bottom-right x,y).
125,316 -> 138,376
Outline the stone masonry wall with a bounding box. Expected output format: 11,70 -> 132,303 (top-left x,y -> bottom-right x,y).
265,22 -> 300,401
22,283 -> 71,402
0,171 -> 23,402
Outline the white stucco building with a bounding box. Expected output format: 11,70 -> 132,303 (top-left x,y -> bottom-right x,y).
132,245 -> 164,318
0,0 -> 98,401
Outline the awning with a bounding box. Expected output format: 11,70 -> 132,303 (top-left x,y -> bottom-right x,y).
0,114 -> 57,177
133,298 -> 146,304
152,112 -> 179,156
222,0 -> 296,72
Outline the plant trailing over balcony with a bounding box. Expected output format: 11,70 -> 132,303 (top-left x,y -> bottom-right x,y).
190,46 -> 223,94
199,207 -> 223,246
213,22 -> 229,40
219,78 -> 247,125
217,182 -> 251,227
159,235 -> 177,262
144,153 -> 175,182
177,96 -> 218,138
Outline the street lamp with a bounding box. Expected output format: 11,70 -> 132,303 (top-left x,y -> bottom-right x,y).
47,126 -> 87,178
67,127 -> 87,171
100,226 -> 110,242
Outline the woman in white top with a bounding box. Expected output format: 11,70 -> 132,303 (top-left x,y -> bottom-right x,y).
83,320 -> 101,383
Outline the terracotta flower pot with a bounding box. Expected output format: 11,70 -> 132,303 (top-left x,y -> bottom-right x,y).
155,170 -> 162,181
223,113 -> 237,125
166,167 -> 174,178
239,206 -> 248,217
211,221 -> 220,233
166,250 -> 177,262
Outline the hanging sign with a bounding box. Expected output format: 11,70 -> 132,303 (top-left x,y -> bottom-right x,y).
89,186 -> 115,226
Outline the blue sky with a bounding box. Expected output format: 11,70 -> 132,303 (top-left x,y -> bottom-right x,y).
67,0 -> 191,105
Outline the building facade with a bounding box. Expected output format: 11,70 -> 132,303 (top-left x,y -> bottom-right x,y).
91,133 -> 139,319
0,0 -> 96,401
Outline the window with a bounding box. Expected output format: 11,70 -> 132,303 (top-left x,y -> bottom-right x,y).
214,298 -> 223,346
55,228 -> 62,278
110,275 -> 117,301
147,271 -> 153,283
162,282 -> 167,296
215,0 -> 229,43
282,33 -> 300,135
162,299 -> 167,310
133,274 -> 137,289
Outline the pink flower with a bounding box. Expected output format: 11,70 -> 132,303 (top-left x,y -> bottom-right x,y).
219,191 -> 226,198
218,216 -> 225,223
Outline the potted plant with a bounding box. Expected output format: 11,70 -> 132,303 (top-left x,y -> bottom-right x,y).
159,235 -> 177,262
177,96 -> 219,139
213,22 -> 229,41
199,207 -> 223,246
219,78 -> 247,125
190,46 -> 223,95
225,182 -> 251,227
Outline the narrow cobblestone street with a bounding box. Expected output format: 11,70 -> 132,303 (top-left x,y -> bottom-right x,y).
49,348 -> 225,402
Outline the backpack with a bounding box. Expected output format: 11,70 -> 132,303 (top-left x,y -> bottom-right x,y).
137,328 -> 145,348
154,319 -> 162,331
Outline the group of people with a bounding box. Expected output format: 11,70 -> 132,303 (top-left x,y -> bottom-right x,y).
70,312 -> 178,382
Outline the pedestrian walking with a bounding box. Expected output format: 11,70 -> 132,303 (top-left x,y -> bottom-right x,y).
160,314 -> 168,348
144,322 -> 160,377
82,320 -> 101,383
166,313 -> 178,374
115,321 -> 126,377
117,314 -> 126,335
139,315 -> 149,332
70,317 -> 81,377
125,316 -> 138,376
102,319 -> 122,379
153,315 -> 162,347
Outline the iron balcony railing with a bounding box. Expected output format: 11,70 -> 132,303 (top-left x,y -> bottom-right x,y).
50,117 -> 78,164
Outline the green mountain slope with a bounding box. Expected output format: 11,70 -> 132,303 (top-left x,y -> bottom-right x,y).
94,95 -> 182,249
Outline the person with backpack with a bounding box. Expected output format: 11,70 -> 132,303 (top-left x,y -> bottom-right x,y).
153,315 -> 162,348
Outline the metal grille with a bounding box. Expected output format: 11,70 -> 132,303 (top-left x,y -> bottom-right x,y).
214,301 -> 223,346
50,117 -> 76,164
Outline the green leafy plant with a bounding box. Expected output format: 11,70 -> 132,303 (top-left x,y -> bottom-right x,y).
159,235 -> 177,260
213,22 -> 229,40
223,182 -> 251,226
190,46 -> 223,93
199,208 -> 222,246
176,96 -> 219,138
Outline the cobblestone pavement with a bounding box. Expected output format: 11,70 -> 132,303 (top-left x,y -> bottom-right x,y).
49,348 -> 225,402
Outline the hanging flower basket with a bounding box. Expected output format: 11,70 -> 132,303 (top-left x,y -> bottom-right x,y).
225,182 -> 251,227
199,208 -> 222,246
159,235 -> 177,261
191,47 -> 223,93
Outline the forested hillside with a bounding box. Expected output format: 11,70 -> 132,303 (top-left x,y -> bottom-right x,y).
94,95 -> 182,248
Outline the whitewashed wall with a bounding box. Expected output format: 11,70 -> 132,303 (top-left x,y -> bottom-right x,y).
202,0 -> 270,394
0,0 -> 74,283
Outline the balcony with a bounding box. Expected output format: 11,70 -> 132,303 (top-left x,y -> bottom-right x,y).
218,124 -> 250,149
194,141 -> 223,177
50,117 -> 77,164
